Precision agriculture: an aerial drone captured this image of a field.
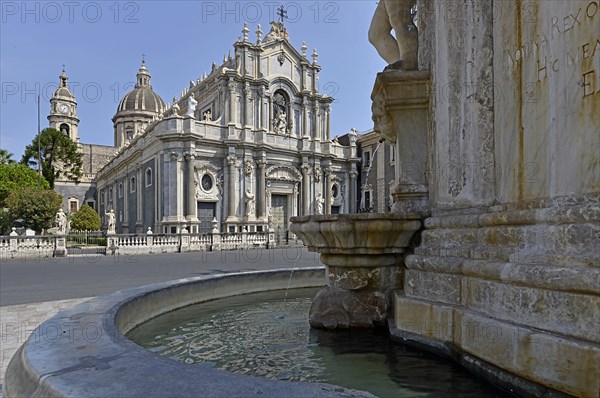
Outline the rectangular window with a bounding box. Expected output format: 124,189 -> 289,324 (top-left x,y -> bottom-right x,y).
390,145 -> 395,164
364,191 -> 371,210
364,151 -> 371,168
69,201 -> 78,213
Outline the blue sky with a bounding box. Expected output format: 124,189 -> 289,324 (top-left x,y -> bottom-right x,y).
0,1 -> 386,157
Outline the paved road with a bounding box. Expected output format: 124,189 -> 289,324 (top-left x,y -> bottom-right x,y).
0,248 -> 322,306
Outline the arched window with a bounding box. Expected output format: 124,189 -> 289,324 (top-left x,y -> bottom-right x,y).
130,176 -> 136,193
60,123 -> 70,136
118,183 -> 123,198
145,168 -> 153,187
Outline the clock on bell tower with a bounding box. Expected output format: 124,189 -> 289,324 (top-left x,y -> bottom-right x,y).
48,67 -> 80,143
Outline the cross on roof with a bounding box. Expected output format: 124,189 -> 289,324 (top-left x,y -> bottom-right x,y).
142,54 -> 146,63
277,5 -> 288,22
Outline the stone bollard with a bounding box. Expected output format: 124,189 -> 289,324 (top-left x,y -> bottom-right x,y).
180,226 -> 190,253
146,227 -> 154,246
211,218 -> 220,251
9,227 -> 18,254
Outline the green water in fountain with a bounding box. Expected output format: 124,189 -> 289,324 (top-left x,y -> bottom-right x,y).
128,288 -> 510,398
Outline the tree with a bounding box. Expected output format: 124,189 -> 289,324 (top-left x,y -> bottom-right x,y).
5,188 -> 62,234
21,128 -> 83,189
70,204 -> 101,231
0,163 -> 50,206
0,149 -> 16,164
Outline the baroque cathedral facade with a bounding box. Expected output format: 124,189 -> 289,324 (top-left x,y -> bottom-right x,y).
50,21 -> 360,235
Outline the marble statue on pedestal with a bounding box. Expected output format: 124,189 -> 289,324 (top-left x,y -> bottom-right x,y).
369,0 -> 418,70
186,96 -> 197,118
105,209 -> 116,234
55,209 -> 67,234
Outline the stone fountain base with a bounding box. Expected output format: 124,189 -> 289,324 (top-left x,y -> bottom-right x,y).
290,213 -> 422,330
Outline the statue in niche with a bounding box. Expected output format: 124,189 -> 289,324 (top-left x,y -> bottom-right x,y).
272,93 -> 289,135
203,109 -> 212,122
368,0 -> 418,70
55,209 -> 67,234
245,189 -> 255,217
186,96 -> 197,118
316,194 -> 324,215
105,209 -> 116,234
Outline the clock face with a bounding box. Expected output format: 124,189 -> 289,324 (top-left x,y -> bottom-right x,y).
59,104 -> 69,114
201,174 -> 213,191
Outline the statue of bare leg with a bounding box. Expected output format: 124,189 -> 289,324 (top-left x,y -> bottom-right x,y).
369,0 -> 418,70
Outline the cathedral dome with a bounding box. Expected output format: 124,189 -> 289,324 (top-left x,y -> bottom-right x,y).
116,60 -> 165,114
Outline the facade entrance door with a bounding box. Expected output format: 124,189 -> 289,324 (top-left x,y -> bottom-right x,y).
271,194 -> 288,244
197,202 -> 216,234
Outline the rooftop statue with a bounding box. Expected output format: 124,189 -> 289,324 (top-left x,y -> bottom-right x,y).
369,0 -> 418,70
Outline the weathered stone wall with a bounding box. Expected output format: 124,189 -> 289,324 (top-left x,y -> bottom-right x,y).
391,1 -> 600,396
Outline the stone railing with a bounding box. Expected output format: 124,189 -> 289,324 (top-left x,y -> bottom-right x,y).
0,231 -> 62,259
1,229 -> 277,259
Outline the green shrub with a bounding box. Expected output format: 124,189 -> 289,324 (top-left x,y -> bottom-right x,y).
70,204 -> 101,232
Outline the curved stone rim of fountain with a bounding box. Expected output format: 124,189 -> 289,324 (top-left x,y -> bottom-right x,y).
290,213 -> 422,255
2,267 -> 375,398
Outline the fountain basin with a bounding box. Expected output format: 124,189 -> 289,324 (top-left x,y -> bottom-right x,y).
290,214 -> 422,329
2,268 -> 374,398
290,213 -> 422,255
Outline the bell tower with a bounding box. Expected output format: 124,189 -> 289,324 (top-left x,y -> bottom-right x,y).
48,67 -> 80,143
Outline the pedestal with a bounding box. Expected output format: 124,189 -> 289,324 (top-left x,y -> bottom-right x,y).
54,236 -> 67,257
372,69 -> 431,216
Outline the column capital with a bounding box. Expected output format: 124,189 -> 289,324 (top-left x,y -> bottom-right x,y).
169,151 -> 180,161
300,164 -> 311,174
227,155 -> 238,166
349,170 -> 359,178
184,152 -> 195,161
323,166 -> 333,177
256,159 -> 267,169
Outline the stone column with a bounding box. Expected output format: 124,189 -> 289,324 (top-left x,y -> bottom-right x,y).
257,160 -> 267,219
227,155 -> 238,219
267,95 -> 273,132
258,88 -> 266,131
243,83 -> 251,129
186,153 -> 196,222
301,164 -> 311,215
324,166 -> 332,215
313,105 -> 319,141
228,79 -> 236,126
325,106 -> 331,141
302,98 -> 310,138
349,169 -> 358,214
136,166 -> 143,231
123,176 -> 129,232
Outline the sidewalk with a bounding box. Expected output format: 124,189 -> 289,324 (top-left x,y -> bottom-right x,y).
1,297 -> 92,389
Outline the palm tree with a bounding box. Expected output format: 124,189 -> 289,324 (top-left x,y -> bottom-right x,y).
0,149 -> 16,165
